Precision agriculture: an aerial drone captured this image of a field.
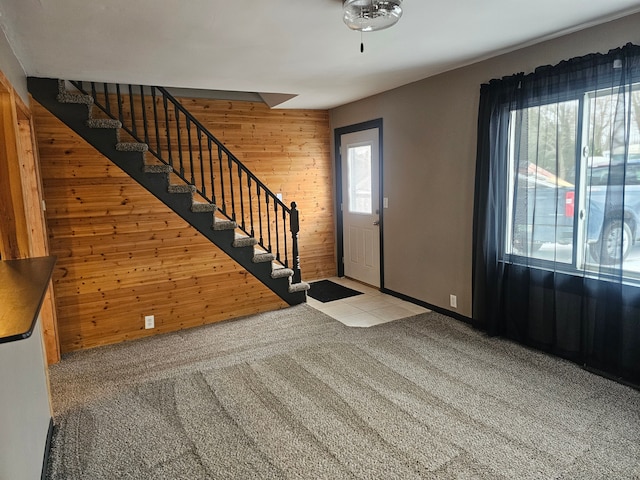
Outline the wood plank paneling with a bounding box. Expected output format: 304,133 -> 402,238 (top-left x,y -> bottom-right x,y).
0,70 -> 60,363
171,96 -> 336,279
0,91 -> 30,259
33,95 -> 335,353
16,106 -> 61,363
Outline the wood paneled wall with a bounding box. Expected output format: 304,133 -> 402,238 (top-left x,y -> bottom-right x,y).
0,69 -> 60,363
174,96 -> 335,278
33,96 -> 335,353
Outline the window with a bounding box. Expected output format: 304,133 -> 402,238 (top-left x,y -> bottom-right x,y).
347,144 -> 372,214
506,100 -> 578,264
505,83 -> 640,279
473,43 -> 640,388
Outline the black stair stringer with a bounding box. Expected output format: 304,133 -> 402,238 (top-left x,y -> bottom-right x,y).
28,77 -> 306,305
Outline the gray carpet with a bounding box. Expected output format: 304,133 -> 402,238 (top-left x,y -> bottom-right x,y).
46,305 -> 640,479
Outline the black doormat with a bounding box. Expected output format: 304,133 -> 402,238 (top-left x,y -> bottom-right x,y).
308,280 -> 363,303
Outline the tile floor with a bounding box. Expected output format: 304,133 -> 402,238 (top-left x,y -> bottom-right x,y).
306,277 -> 430,327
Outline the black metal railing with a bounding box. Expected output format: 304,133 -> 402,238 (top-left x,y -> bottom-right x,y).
71,80 -> 301,284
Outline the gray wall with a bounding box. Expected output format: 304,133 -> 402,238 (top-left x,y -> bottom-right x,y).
0,317 -> 52,480
0,27 -> 26,101
330,13 -> 640,318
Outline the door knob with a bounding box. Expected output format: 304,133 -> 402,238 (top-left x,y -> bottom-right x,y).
373,220 -> 380,226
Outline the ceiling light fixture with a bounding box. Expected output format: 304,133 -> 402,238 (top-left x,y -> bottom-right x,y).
342,0 -> 403,32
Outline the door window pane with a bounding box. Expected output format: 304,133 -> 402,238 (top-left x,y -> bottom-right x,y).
347,145 -> 372,214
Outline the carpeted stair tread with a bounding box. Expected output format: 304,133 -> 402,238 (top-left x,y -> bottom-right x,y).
271,268 -> 294,279
253,252 -> 275,263
56,80 -> 93,104
191,202 -> 217,213
168,184 -> 196,194
289,281 -> 310,293
57,92 -> 94,105
233,236 -> 258,248
87,118 -> 122,129
213,220 -> 237,231
143,164 -> 173,173
116,142 -> 149,152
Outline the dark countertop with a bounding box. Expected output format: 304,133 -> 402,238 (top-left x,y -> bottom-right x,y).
0,256 -> 56,344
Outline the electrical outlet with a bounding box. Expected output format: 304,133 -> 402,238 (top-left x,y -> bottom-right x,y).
144,315 -> 155,329
449,295 -> 457,309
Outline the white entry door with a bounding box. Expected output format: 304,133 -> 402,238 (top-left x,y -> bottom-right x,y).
340,128 -> 380,287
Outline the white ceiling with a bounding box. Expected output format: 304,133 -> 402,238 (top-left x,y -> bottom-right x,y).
1,0 -> 640,109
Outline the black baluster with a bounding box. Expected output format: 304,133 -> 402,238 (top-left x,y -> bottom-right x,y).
139,85 -> 149,146
175,106 -> 184,177
208,138 -> 216,205
257,187 -> 264,247
151,87 -> 161,160
274,200 -> 280,262
103,83 -> 110,114
248,177 -> 254,238
197,129 -> 206,197
116,84 -> 123,124
282,204 -> 288,268
186,118 -> 195,184
162,94 -> 173,168
290,202 -> 301,283
128,84 -> 137,138
228,155 -> 236,221
91,82 -> 97,103
218,146 -> 226,215
266,195 -> 272,253
238,167 -> 245,231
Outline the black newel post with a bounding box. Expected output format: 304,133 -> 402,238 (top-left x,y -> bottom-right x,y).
290,202 -> 301,284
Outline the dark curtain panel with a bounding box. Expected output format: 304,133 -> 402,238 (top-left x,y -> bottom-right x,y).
473,43 -> 640,387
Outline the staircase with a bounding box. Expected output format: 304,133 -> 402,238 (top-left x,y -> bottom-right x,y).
28,77 -> 309,305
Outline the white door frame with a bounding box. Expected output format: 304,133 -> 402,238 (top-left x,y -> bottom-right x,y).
334,119 -> 384,288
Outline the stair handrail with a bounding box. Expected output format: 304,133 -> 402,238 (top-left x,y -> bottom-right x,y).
70,80 -> 301,282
